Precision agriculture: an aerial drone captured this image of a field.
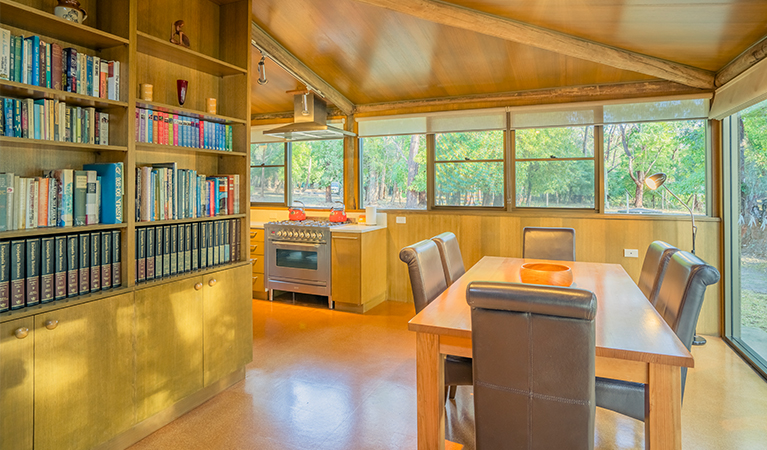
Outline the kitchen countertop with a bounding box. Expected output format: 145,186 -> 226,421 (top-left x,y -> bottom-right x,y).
250,221 -> 267,229
331,224 -> 387,234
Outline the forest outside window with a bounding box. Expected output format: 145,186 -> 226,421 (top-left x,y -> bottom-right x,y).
361,135 -> 427,209
290,139 -> 344,208
603,120 -> 706,215
251,142 -> 286,205
514,126 -> 595,209
434,130 -> 505,207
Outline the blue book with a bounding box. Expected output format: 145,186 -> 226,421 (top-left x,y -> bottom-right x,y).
24,36 -> 39,86
63,48 -> 77,92
33,99 -> 43,140
13,35 -> 22,83
86,55 -> 93,97
83,162 -> 123,224
3,98 -> 13,137
13,99 -> 21,137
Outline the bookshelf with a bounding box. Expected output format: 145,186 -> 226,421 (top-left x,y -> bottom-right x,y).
0,0 -> 252,448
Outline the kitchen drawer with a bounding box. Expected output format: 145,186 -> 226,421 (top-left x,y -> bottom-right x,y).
252,274 -> 266,299
251,255 -> 264,274
249,241 -> 264,257
249,229 -> 265,243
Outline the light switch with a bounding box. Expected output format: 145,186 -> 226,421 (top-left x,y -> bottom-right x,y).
396,216 -> 407,224
624,249 -> 639,258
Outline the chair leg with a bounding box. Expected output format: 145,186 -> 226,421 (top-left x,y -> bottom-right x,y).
448,385 -> 457,400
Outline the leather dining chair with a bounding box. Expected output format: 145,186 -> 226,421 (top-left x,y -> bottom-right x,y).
467,281 -> 597,450
637,241 -> 679,306
399,240 -> 473,402
432,232 -> 466,286
522,226 -> 576,261
595,251 -> 720,421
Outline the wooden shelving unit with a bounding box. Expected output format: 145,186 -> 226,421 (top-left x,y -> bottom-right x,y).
0,79 -> 129,109
0,223 -> 127,240
135,142 -> 246,156
133,213 -> 247,227
0,136 -> 128,153
136,31 -> 246,76
136,99 -> 247,124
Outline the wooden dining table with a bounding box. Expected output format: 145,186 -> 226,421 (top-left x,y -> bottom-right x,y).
408,256 -> 693,450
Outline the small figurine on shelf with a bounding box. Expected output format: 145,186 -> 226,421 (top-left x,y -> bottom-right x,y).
170,20 -> 190,48
55,0 -> 88,24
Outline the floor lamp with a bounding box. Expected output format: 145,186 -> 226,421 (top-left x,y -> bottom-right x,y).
644,172 -> 706,345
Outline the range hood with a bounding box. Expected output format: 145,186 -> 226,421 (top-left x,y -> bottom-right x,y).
263,93 -> 355,141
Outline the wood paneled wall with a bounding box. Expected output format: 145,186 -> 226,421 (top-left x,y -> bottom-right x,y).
385,211 -> 722,335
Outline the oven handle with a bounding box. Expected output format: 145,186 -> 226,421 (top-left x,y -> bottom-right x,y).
270,240 -> 322,250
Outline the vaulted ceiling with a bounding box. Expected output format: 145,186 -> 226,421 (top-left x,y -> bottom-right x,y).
250,0 -> 767,116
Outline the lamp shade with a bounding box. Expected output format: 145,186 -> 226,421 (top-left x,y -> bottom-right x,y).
645,172 -> 667,190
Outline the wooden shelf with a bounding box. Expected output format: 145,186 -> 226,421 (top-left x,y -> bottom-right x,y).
136,31 -> 247,77
133,214 -> 247,228
135,142 -> 245,157
0,79 -> 128,109
0,286 -> 132,323
0,223 -> 127,240
133,261 -> 252,291
0,0 -> 129,50
0,136 -> 128,153
136,100 -> 247,125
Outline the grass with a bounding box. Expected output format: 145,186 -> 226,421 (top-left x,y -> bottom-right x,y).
741,256 -> 767,334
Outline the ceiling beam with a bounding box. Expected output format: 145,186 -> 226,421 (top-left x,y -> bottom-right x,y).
251,22 -> 355,115
251,106 -> 346,122
352,0 -> 715,90
354,81 -> 709,116
716,36 -> 767,87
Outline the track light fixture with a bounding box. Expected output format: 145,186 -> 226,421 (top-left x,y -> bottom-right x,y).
257,54 -> 268,85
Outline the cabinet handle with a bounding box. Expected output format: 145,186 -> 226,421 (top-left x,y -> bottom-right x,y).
45,320 -> 59,330
251,257 -> 258,265
14,327 -> 29,339
250,232 -> 257,238
252,276 -> 259,282
332,235 -> 359,240
194,282 -> 203,291
250,245 -> 258,251
208,278 -> 217,287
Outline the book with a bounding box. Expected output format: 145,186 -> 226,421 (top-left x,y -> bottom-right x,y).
0,28 -> 10,80
169,225 -> 177,275
25,238 -> 41,307
78,233 -> 89,295
155,226 -> 163,279
90,231 -> 100,292
48,169 -> 73,227
66,234 -> 78,297
146,226 -> 155,280
162,225 -> 171,277
177,223 -> 185,273
0,241 -> 9,312
223,219 -> 230,263
0,173 -> 8,231
40,237 -> 55,303
112,230 -> 121,287
101,231 -> 111,289
207,222 -> 214,267
73,170 -> 87,226
136,227 -> 146,282
199,221 -> 208,269
51,43 -> 62,90
83,163 -> 123,224
10,240 -> 25,309
192,222 -> 199,270
183,223 -> 191,272
54,236 -> 67,300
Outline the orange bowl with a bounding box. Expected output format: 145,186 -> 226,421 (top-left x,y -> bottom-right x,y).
520,263 -> 573,287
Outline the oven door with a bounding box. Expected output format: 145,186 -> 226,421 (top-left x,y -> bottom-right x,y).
266,240 -> 329,289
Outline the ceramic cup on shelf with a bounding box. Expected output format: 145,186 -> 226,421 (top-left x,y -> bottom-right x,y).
206,98 -> 217,114
55,0 -> 87,23
140,84 -> 153,102
176,80 -> 188,106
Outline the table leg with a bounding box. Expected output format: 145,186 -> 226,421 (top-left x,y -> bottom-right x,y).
645,363 -> 682,450
416,332 -> 445,450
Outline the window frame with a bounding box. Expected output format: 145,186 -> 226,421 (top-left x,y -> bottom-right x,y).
288,139 -> 346,210
250,141 -> 288,207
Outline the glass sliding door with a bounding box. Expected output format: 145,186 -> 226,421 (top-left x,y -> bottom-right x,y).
723,100 -> 767,378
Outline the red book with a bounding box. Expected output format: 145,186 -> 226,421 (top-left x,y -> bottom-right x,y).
208,180 -> 215,216
226,175 -> 235,215
39,40 -> 47,88
152,112 -> 159,144
38,178 -> 49,227
51,43 -> 63,90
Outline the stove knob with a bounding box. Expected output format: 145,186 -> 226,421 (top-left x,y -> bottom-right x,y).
299,232 -> 305,239
277,231 -> 284,237
290,231 -> 295,238
313,232 -> 320,239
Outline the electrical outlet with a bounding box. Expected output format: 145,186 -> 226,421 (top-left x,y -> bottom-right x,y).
396,216 -> 407,224
624,249 -> 639,258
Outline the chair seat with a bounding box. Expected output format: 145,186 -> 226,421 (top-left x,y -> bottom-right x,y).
445,355 -> 473,386
595,377 -> 644,421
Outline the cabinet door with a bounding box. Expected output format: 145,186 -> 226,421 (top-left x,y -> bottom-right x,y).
331,234 -> 362,304
0,317 -> 34,450
135,278 -> 203,422
34,293 -> 135,450
203,264 -> 253,386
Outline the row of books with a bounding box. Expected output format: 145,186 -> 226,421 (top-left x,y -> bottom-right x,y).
136,108 -> 233,151
0,96 -> 110,144
0,163 -> 124,232
0,230 -> 122,312
135,219 -> 241,283
0,29 -> 121,101
136,163 -> 239,222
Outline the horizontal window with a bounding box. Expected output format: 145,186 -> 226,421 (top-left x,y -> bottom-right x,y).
361,135 -> 427,210
291,140 -> 344,209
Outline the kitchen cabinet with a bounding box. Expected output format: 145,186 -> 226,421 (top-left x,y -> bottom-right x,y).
203,264 -> 253,386
135,278 -> 204,422
0,317 -> 34,450
34,293 -> 135,450
251,228 -> 267,300
331,229 -> 387,313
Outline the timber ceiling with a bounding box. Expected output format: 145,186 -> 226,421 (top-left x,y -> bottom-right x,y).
250,0 -> 767,115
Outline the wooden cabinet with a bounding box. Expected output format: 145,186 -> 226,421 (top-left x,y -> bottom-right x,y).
34,293 -> 135,450
251,228 -> 267,299
0,317 -> 34,450
203,264 -> 253,386
331,229 -> 387,313
135,278 -> 204,422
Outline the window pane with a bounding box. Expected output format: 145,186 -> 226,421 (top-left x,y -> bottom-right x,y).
251,167 -> 285,203
435,130 -> 504,161
603,120 -> 706,214
290,140 -> 344,208
515,126 -> 594,159
435,162 -> 504,207
361,135 -> 427,209
251,142 -> 285,166
515,160 -> 594,208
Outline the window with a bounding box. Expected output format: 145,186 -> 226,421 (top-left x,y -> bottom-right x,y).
361,135 -> 427,209
250,142 -> 286,204
514,126 -> 595,208
434,131 -> 505,207
290,140 -> 344,208
603,120 -> 706,214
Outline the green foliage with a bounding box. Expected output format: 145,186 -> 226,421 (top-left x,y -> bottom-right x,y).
290,140 -> 344,207
361,134 -> 427,208
434,131 -> 505,206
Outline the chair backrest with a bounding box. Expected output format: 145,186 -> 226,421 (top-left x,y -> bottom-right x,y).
522,227 -> 576,261
637,241 -> 679,305
467,281 -> 597,450
431,232 -> 466,286
399,239 -> 448,314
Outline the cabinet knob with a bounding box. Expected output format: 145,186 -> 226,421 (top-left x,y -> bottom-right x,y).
252,257 -> 258,265
14,327 -> 29,339
250,232 -> 257,239
208,278 -> 217,287
194,282 -> 203,291
45,320 -> 59,330
250,245 -> 257,252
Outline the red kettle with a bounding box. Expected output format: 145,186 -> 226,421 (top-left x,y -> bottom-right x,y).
329,202 -> 347,223
288,200 -> 306,221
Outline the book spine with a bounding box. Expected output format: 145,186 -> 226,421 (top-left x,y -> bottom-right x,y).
0,28 -> 10,81
73,170 -> 87,226
161,225 -> 170,277
136,227 -> 146,282
0,241 -> 9,312
52,43 -> 62,90
199,221 -> 208,269
101,231 -> 111,289
154,226 -> 163,279
192,222 -> 199,270
207,222 -> 214,266
89,231 -> 100,292
40,237 -> 54,303
112,230 -> 121,287
0,173 -> 7,232
169,225 -> 178,275
78,233 -> 89,295
146,226 -> 155,280
10,240 -> 24,309
66,234 -> 78,297
177,224 -> 185,273
184,223 -> 191,272
54,236 -> 67,300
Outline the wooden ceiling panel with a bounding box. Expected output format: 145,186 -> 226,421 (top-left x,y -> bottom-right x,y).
250,55 -> 304,114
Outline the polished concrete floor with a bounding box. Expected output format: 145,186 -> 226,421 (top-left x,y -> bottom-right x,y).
129,300 -> 767,450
